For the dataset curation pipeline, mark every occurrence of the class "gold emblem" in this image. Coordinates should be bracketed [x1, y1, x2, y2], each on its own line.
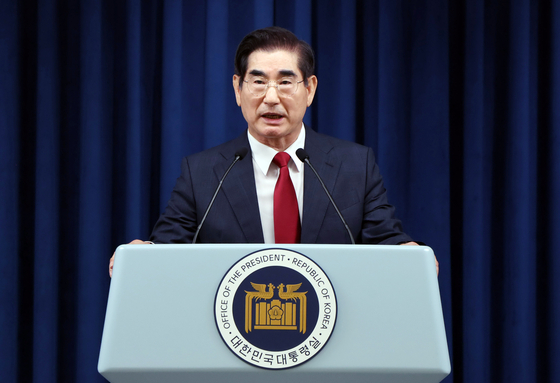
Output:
[245, 282, 308, 334]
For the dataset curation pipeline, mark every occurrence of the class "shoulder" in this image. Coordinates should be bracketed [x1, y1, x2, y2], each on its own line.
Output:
[305, 128, 373, 160]
[184, 131, 249, 166]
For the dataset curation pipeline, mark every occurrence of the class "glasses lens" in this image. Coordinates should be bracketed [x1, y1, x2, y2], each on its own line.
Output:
[246, 77, 298, 97]
[248, 78, 267, 96]
[277, 79, 297, 96]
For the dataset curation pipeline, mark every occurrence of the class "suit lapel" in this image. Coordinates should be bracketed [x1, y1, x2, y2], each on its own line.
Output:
[301, 129, 341, 243]
[214, 133, 264, 243]
[208, 129, 341, 244]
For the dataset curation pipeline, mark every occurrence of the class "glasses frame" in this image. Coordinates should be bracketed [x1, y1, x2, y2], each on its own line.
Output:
[243, 78, 305, 98]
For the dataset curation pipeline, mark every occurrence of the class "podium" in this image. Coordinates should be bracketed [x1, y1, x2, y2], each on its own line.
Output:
[98, 244, 450, 383]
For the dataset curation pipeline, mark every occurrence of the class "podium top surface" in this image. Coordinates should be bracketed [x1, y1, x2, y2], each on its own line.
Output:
[99, 244, 450, 383]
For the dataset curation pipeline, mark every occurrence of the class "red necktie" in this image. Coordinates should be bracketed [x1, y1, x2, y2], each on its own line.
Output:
[273, 152, 301, 243]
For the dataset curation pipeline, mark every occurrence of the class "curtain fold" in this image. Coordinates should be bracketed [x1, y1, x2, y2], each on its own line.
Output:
[1, 1, 558, 382]
[33, 2, 61, 383]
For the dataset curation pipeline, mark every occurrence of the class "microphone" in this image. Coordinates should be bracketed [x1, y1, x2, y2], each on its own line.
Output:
[192, 147, 249, 243]
[296, 148, 356, 244]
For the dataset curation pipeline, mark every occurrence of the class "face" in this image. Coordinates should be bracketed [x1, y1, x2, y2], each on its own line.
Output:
[233, 49, 317, 151]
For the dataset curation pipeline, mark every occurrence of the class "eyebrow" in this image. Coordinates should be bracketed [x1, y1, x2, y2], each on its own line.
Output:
[278, 69, 297, 77]
[248, 69, 298, 78]
[248, 69, 266, 77]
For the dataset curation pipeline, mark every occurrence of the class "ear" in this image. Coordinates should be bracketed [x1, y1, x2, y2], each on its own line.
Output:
[233, 75, 242, 106]
[305, 75, 318, 107]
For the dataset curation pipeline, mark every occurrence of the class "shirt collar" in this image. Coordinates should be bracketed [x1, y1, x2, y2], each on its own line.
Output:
[248, 124, 306, 176]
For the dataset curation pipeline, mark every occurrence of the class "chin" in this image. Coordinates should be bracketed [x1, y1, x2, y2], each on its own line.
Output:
[257, 126, 288, 138]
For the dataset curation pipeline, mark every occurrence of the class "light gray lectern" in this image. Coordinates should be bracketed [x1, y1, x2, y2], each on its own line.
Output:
[98, 244, 450, 383]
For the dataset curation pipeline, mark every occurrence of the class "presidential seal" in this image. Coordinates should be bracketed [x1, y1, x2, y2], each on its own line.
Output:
[214, 249, 337, 369]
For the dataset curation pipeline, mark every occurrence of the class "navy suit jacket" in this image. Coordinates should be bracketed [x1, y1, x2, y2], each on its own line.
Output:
[150, 128, 412, 245]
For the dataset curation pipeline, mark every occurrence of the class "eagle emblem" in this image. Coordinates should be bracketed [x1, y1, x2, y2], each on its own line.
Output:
[245, 282, 308, 334]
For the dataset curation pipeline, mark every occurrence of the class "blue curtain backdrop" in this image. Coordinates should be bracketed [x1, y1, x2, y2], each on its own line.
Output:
[1, 0, 558, 382]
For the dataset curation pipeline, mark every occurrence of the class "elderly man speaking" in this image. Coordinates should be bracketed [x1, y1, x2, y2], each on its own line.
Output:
[109, 26, 438, 276]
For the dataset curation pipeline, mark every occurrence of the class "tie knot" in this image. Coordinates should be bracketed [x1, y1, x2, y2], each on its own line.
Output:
[273, 152, 291, 168]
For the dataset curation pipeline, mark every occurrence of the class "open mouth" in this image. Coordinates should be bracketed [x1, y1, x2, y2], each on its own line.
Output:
[262, 113, 284, 120]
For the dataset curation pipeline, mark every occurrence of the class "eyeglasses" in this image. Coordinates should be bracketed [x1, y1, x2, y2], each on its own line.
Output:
[243, 76, 304, 97]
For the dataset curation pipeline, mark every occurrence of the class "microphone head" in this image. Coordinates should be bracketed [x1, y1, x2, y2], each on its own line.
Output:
[296, 148, 309, 162]
[235, 147, 249, 160]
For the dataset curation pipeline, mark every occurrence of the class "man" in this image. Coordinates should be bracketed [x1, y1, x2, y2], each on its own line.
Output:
[109, 26, 438, 276]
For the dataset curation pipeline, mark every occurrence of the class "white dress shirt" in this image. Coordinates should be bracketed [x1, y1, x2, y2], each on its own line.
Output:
[247, 125, 306, 243]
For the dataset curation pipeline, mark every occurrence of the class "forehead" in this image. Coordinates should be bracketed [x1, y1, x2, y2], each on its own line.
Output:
[246, 49, 302, 77]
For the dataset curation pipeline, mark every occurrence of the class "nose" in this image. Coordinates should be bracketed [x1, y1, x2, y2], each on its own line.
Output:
[263, 84, 280, 104]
